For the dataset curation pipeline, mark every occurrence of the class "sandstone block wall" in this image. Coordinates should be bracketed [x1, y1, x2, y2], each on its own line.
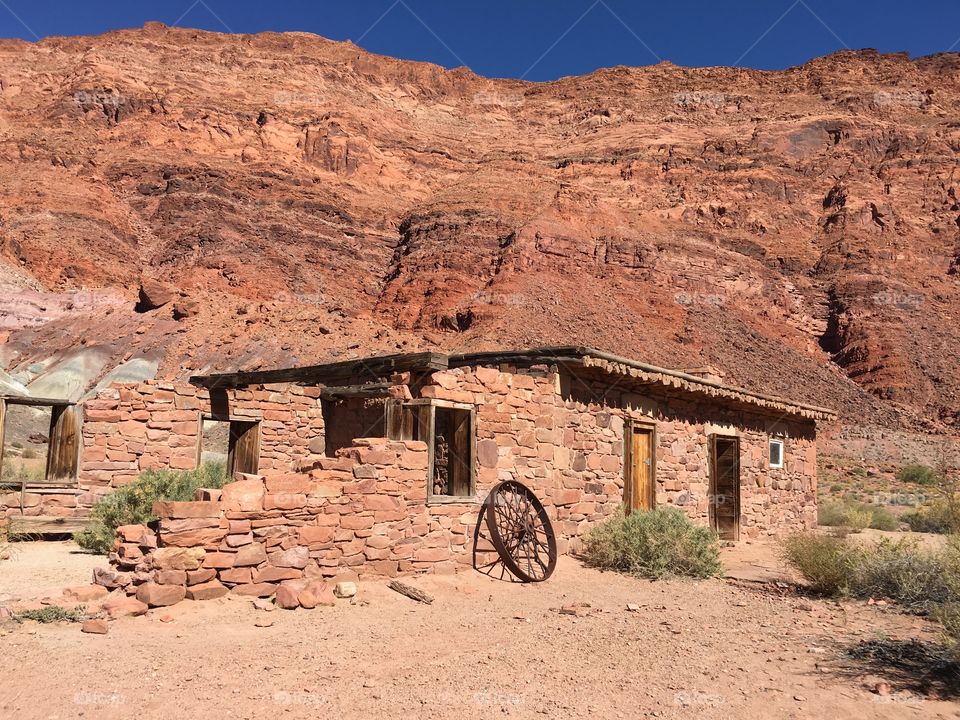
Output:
[102, 438, 491, 594]
[80, 380, 326, 486]
[423, 363, 817, 543]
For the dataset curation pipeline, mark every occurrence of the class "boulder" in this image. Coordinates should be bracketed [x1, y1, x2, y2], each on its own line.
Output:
[334, 581, 358, 599]
[137, 278, 175, 311]
[81, 619, 109, 635]
[154, 569, 187, 586]
[102, 596, 149, 618]
[233, 543, 266, 567]
[185, 580, 228, 601]
[64, 585, 109, 603]
[185, 568, 217, 585]
[152, 547, 205, 570]
[270, 546, 309, 569]
[274, 583, 301, 610]
[172, 299, 200, 320]
[231, 583, 277, 598]
[117, 524, 148, 543]
[136, 582, 186, 607]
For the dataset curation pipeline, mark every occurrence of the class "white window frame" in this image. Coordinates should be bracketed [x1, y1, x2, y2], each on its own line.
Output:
[768, 438, 785, 469]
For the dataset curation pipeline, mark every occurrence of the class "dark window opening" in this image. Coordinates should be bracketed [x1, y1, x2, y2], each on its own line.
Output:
[433, 407, 473, 497]
[321, 397, 387, 456]
[386, 400, 475, 500]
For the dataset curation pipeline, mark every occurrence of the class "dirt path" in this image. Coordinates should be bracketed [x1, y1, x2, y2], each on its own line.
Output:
[2, 542, 958, 720]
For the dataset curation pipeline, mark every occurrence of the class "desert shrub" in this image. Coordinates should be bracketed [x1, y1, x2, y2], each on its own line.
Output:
[903, 503, 955, 534]
[21, 448, 38, 459]
[855, 538, 955, 613]
[784, 533, 960, 613]
[15, 605, 86, 623]
[868, 506, 899, 531]
[782, 533, 860, 594]
[0, 461, 45, 484]
[817, 501, 848, 527]
[582, 507, 722, 579]
[818, 500, 898, 532]
[73, 462, 227, 554]
[11, 441, 23, 449]
[898, 464, 938, 486]
[935, 603, 960, 659]
[843, 507, 873, 532]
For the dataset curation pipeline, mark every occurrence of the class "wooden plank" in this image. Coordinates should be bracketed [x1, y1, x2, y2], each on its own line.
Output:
[9, 515, 87, 536]
[319, 383, 393, 400]
[385, 400, 415, 441]
[387, 579, 434, 604]
[449, 408, 471, 496]
[190, 351, 448, 389]
[46, 405, 80, 483]
[230, 421, 261, 475]
[0, 395, 74, 407]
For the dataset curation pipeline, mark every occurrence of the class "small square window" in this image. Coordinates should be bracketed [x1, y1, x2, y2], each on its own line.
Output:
[768, 438, 784, 469]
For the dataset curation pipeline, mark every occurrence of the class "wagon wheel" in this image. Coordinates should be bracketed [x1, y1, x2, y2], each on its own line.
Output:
[484, 480, 557, 582]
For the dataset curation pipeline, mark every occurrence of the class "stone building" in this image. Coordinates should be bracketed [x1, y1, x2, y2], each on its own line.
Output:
[2, 347, 835, 579]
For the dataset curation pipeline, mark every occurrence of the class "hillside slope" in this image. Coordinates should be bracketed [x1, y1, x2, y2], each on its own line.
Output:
[1, 23, 958, 433]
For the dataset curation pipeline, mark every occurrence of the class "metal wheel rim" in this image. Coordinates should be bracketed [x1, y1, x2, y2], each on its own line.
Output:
[484, 480, 557, 582]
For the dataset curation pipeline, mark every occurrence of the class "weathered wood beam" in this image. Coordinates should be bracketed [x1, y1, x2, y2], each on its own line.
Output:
[319, 383, 393, 400]
[190, 351, 448, 389]
[387, 579, 434, 604]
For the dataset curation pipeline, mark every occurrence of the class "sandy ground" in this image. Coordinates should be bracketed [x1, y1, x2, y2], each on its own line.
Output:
[1, 541, 958, 720]
[0, 541, 102, 604]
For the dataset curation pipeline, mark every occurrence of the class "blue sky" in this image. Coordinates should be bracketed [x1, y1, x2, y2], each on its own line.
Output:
[1, 1, 958, 80]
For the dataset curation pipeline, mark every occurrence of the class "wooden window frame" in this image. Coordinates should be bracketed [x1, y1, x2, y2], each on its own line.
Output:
[708, 433, 741, 541]
[196, 414, 262, 477]
[622, 418, 657, 513]
[768, 438, 785, 469]
[0, 397, 80, 487]
[390, 399, 477, 505]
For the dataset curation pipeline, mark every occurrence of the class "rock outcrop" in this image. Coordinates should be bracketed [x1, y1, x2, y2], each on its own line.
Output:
[0, 26, 958, 435]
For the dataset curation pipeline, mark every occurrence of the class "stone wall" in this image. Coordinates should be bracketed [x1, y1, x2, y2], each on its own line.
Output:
[5, 360, 819, 549]
[423, 363, 817, 544]
[99, 437, 494, 603]
[81, 380, 327, 487]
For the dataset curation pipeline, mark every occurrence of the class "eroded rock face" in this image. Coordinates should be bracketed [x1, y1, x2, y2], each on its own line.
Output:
[0, 26, 958, 432]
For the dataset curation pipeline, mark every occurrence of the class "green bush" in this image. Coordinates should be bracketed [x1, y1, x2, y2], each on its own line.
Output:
[15, 605, 86, 623]
[782, 533, 859, 594]
[897, 464, 938, 486]
[855, 538, 956, 613]
[818, 500, 898, 532]
[868, 506, 899, 532]
[903, 503, 957, 535]
[783, 533, 960, 613]
[73, 462, 227, 554]
[582, 507, 722, 579]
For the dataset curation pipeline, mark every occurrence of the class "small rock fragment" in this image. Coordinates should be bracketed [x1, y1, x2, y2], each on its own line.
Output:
[81, 619, 109, 635]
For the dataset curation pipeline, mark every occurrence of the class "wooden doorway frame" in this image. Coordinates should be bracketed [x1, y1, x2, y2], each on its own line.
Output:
[623, 419, 656, 514]
[708, 434, 741, 540]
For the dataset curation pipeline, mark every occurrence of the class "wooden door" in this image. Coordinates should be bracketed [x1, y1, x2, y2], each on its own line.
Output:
[228, 421, 261, 476]
[624, 425, 654, 513]
[710, 435, 740, 540]
[46, 405, 80, 482]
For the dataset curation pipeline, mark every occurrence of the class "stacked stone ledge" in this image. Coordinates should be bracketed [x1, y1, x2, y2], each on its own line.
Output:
[94, 437, 464, 608]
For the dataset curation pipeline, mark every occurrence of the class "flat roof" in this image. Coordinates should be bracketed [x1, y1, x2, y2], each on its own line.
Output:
[190, 346, 837, 422]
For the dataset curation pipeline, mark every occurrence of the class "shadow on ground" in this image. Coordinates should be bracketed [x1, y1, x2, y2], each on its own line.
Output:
[830, 638, 960, 699]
